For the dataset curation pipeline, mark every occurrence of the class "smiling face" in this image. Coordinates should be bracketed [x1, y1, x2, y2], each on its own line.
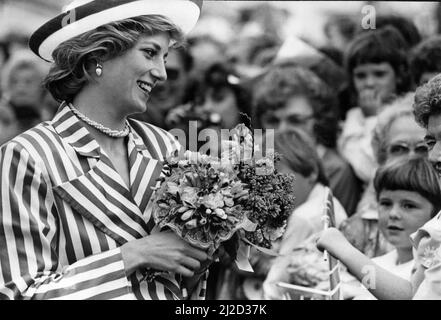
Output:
[378, 190, 433, 249]
[97, 32, 170, 117]
[425, 113, 441, 177]
[148, 49, 188, 112]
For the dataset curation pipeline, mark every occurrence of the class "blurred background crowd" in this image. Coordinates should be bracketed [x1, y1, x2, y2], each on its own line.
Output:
[2, 0, 441, 300]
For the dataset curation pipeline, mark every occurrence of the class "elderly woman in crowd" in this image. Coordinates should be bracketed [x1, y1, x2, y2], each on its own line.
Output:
[340, 92, 429, 258]
[0, 0, 212, 300]
[253, 64, 361, 216]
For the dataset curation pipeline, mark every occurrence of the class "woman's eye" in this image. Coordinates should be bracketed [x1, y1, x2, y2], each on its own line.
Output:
[143, 49, 156, 58]
[374, 71, 386, 78]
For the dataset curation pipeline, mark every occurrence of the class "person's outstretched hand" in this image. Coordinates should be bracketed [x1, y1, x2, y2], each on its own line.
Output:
[316, 227, 350, 256]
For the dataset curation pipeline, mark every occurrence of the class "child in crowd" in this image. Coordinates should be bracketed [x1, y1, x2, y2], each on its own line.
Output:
[338, 27, 412, 184]
[339, 156, 441, 299]
[318, 156, 441, 299]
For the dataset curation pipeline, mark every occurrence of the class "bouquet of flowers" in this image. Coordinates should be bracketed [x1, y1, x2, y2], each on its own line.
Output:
[151, 123, 296, 267]
[152, 150, 254, 255]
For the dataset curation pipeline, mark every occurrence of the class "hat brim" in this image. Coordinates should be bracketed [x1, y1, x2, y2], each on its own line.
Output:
[30, 0, 201, 62]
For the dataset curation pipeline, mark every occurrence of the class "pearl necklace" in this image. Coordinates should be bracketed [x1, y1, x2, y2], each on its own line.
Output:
[68, 103, 130, 138]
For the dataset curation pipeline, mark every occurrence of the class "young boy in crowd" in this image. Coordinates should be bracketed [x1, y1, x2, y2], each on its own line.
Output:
[318, 74, 441, 299]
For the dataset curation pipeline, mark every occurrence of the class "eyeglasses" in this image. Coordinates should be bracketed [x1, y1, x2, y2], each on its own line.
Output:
[166, 67, 180, 81]
[262, 114, 315, 127]
[386, 142, 429, 157]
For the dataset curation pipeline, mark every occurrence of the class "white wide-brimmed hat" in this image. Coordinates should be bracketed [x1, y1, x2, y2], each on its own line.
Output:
[29, 0, 203, 62]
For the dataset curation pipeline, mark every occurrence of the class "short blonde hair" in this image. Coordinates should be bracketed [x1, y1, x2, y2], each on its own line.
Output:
[44, 15, 185, 103]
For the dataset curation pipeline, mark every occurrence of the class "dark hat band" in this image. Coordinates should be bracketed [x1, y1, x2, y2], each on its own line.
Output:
[29, 0, 202, 61]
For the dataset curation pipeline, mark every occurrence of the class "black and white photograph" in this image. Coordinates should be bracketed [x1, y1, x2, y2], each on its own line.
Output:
[0, 0, 440, 305]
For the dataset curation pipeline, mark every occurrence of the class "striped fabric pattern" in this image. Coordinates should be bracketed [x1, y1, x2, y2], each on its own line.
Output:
[0, 103, 207, 300]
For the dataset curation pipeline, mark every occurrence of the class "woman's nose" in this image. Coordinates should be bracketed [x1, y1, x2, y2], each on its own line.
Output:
[150, 60, 167, 82]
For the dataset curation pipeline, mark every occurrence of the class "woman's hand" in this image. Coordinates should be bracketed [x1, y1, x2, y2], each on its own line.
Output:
[121, 230, 209, 277]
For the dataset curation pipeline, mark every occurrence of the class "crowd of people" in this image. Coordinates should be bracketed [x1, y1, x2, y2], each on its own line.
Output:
[1, 1, 441, 300]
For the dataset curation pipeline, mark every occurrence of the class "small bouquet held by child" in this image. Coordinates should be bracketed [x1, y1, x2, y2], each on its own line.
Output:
[151, 124, 296, 272]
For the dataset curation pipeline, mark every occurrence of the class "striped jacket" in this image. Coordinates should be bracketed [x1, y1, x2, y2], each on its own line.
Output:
[0, 103, 207, 300]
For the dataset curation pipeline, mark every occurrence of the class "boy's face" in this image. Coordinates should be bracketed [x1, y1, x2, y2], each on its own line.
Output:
[425, 113, 441, 177]
[378, 190, 433, 250]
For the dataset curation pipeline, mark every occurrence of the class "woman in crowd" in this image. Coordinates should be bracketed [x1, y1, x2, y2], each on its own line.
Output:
[0, 50, 53, 134]
[0, 0, 211, 300]
[253, 64, 361, 216]
[340, 92, 429, 258]
[338, 26, 412, 185]
[262, 128, 347, 300]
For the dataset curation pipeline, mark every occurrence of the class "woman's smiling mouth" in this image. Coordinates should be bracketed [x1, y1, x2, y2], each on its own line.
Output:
[137, 80, 152, 94]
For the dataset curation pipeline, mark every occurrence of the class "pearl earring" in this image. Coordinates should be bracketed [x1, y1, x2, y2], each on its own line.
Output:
[96, 63, 103, 77]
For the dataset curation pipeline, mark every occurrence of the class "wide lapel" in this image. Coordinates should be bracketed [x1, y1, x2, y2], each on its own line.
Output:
[127, 120, 175, 233]
[51, 103, 149, 245]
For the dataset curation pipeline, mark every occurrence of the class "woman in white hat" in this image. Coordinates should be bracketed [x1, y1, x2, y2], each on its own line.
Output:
[0, 0, 210, 300]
